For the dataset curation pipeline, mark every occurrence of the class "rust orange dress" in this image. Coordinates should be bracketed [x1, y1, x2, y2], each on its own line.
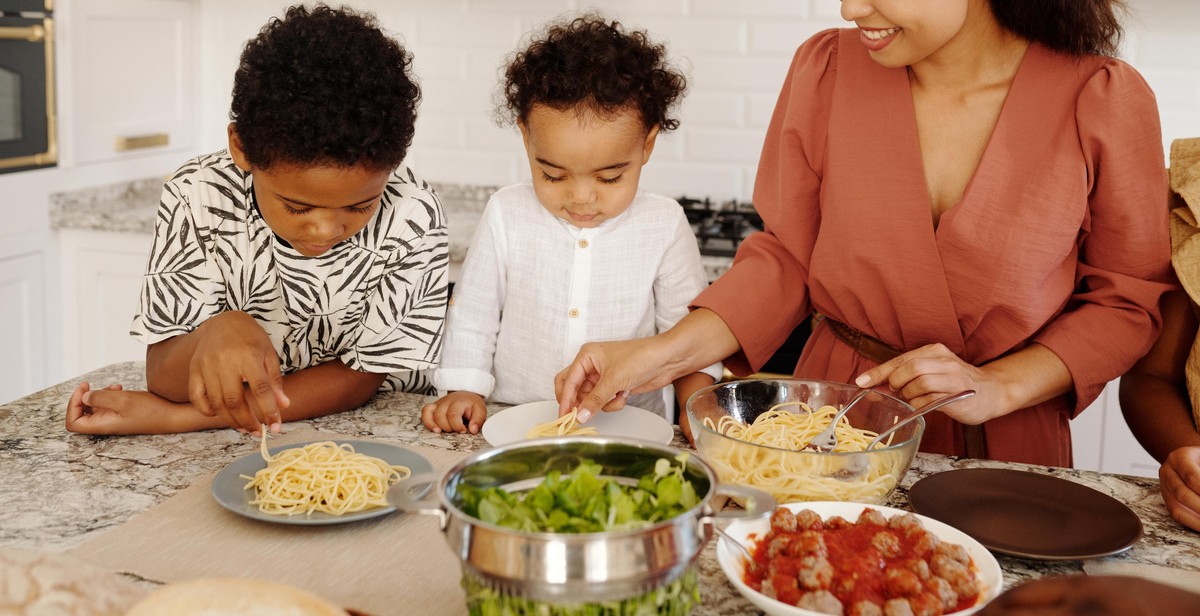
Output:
[694, 29, 1175, 466]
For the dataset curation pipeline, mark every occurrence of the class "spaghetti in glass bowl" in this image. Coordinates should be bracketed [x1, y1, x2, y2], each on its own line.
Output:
[685, 378, 923, 505]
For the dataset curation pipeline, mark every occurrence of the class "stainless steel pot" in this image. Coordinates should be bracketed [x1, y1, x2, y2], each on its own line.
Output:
[390, 436, 775, 604]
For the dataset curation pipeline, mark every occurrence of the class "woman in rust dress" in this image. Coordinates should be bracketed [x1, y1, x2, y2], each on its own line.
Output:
[555, 0, 1175, 467]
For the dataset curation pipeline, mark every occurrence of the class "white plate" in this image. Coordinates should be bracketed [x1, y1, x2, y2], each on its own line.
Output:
[482, 400, 674, 447]
[717, 502, 1003, 616]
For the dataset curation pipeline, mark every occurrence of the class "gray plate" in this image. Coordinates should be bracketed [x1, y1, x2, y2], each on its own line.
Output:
[212, 440, 434, 526]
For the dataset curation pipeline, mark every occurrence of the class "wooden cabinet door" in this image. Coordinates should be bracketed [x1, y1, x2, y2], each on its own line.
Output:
[59, 229, 150, 376]
[0, 251, 46, 405]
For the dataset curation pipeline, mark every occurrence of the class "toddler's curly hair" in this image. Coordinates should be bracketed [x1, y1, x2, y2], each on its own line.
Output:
[499, 14, 687, 132]
[230, 4, 420, 171]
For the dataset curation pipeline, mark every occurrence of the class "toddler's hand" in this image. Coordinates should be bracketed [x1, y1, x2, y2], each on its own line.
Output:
[421, 391, 487, 434]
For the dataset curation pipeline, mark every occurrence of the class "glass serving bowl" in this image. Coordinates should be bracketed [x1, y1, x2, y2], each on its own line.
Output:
[686, 378, 924, 505]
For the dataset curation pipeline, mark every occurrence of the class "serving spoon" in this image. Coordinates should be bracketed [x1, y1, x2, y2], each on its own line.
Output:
[804, 387, 872, 452]
[834, 390, 976, 481]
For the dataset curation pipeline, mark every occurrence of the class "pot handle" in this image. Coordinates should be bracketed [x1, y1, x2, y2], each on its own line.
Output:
[387, 472, 448, 529]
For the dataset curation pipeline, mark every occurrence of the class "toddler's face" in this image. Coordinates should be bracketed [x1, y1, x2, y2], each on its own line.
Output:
[520, 104, 657, 229]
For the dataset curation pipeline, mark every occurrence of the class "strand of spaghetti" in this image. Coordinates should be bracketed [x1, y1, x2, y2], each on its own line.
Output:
[701, 401, 903, 503]
[525, 408, 600, 439]
[240, 432, 411, 516]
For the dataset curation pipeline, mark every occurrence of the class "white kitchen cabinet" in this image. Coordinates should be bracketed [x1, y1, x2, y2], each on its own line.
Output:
[61, 0, 199, 166]
[59, 229, 150, 377]
[0, 251, 47, 405]
[1072, 379, 1161, 478]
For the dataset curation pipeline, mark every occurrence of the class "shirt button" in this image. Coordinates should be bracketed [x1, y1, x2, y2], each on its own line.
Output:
[578, 239, 589, 249]
[568, 308, 580, 318]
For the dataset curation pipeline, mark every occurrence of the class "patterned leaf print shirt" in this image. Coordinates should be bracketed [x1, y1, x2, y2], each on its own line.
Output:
[130, 150, 448, 394]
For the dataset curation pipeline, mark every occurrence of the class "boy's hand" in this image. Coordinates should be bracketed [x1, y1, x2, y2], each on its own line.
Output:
[189, 311, 288, 434]
[65, 381, 179, 435]
[421, 391, 487, 434]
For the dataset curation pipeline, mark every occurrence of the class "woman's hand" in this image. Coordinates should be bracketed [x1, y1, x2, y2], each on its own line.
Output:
[554, 338, 660, 422]
[976, 574, 1200, 615]
[853, 343, 1002, 424]
[854, 342, 1071, 425]
[188, 311, 289, 434]
[1160, 446, 1200, 531]
[421, 391, 488, 434]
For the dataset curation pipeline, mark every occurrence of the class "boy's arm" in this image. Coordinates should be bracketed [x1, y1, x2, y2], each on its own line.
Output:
[73, 360, 387, 435]
[145, 310, 286, 432]
[673, 371, 716, 445]
[1119, 290, 1200, 459]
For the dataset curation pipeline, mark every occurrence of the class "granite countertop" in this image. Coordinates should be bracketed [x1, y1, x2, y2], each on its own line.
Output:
[49, 177, 736, 281]
[3, 363, 1199, 615]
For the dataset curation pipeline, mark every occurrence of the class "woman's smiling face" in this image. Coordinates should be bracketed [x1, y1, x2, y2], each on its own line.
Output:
[519, 104, 658, 229]
[840, 0, 972, 68]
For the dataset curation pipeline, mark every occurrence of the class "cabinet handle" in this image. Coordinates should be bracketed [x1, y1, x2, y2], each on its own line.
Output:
[114, 133, 169, 151]
[0, 25, 45, 42]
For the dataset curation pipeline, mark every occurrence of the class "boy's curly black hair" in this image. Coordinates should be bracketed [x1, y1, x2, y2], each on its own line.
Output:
[230, 4, 420, 171]
[499, 14, 687, 132]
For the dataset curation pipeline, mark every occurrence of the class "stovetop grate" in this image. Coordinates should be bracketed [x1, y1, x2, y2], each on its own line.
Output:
[676, 196, 763, 257]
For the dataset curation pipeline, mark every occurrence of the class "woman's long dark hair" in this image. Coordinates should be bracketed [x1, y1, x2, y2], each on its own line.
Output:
[990, 0, 1126, 56]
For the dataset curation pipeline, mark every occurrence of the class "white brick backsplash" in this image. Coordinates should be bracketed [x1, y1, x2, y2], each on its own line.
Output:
[691, 0, 810, 19]
[194, 0, 1200, 200]
[748, 21, 828, 55]
[681, 92, 746, 128]
[637, 18, 746, 56]
[686, 128, 768, 163]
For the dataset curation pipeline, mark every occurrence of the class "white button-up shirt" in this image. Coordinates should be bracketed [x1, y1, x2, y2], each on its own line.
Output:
[432, 183, 721, 418]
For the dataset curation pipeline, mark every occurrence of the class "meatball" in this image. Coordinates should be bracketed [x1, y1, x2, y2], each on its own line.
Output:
[797, 589, 844, 615]
[933, 540, 970, 566]
[858, 508, 888, 527]
[903, 558, 931, 580]
[849, 600, 884, 616]
[796, 508, 824, 530]
[930, 575, 959, 611]
[882, 598, 914, 616]
[797, 554, 835, 590]
[931, 555, 976, 598]
[771, 507, 798, 532]
[887, 513, 924, 534]
[884, 568, 922, 598]
[767, 535, 792, 559]
[912, 529, 940, 556]
[871, 531, 902, 558]
[790, 530, 828, 557]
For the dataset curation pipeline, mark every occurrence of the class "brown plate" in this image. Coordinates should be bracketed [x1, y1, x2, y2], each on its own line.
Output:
[907, 468, 1143, 561]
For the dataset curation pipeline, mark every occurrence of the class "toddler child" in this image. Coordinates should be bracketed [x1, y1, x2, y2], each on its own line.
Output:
[421, 14, 720, 440]
[66, 4, 447, 435]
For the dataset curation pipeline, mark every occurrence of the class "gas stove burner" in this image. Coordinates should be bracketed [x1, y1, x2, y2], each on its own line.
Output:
[676, 195, 763, 257]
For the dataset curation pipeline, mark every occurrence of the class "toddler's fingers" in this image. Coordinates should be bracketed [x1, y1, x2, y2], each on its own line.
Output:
[448, 405, 468, 433]
[467, 405, 488, 434]
[420, 404, 442, 433]
[432, 406, 455, 433]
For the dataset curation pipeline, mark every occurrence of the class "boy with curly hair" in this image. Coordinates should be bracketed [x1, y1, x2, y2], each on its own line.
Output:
[422, 14, 720, 439]
[66, 4, 447, 435]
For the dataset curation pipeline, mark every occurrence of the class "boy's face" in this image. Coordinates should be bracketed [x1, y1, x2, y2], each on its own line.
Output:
[228, 125, 390, 257]
[519, 105, 658, 229]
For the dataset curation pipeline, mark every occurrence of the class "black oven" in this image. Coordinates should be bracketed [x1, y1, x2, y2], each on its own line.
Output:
[0, 0, 55, 174]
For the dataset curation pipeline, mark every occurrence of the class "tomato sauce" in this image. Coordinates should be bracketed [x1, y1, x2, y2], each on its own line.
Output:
[745, 509, 979, 614]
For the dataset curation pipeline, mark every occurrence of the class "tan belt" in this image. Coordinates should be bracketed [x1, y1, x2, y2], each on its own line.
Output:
[815, 313, 988, 459]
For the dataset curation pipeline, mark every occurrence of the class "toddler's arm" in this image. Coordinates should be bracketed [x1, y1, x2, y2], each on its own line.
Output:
[673, 372, 716, 446]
